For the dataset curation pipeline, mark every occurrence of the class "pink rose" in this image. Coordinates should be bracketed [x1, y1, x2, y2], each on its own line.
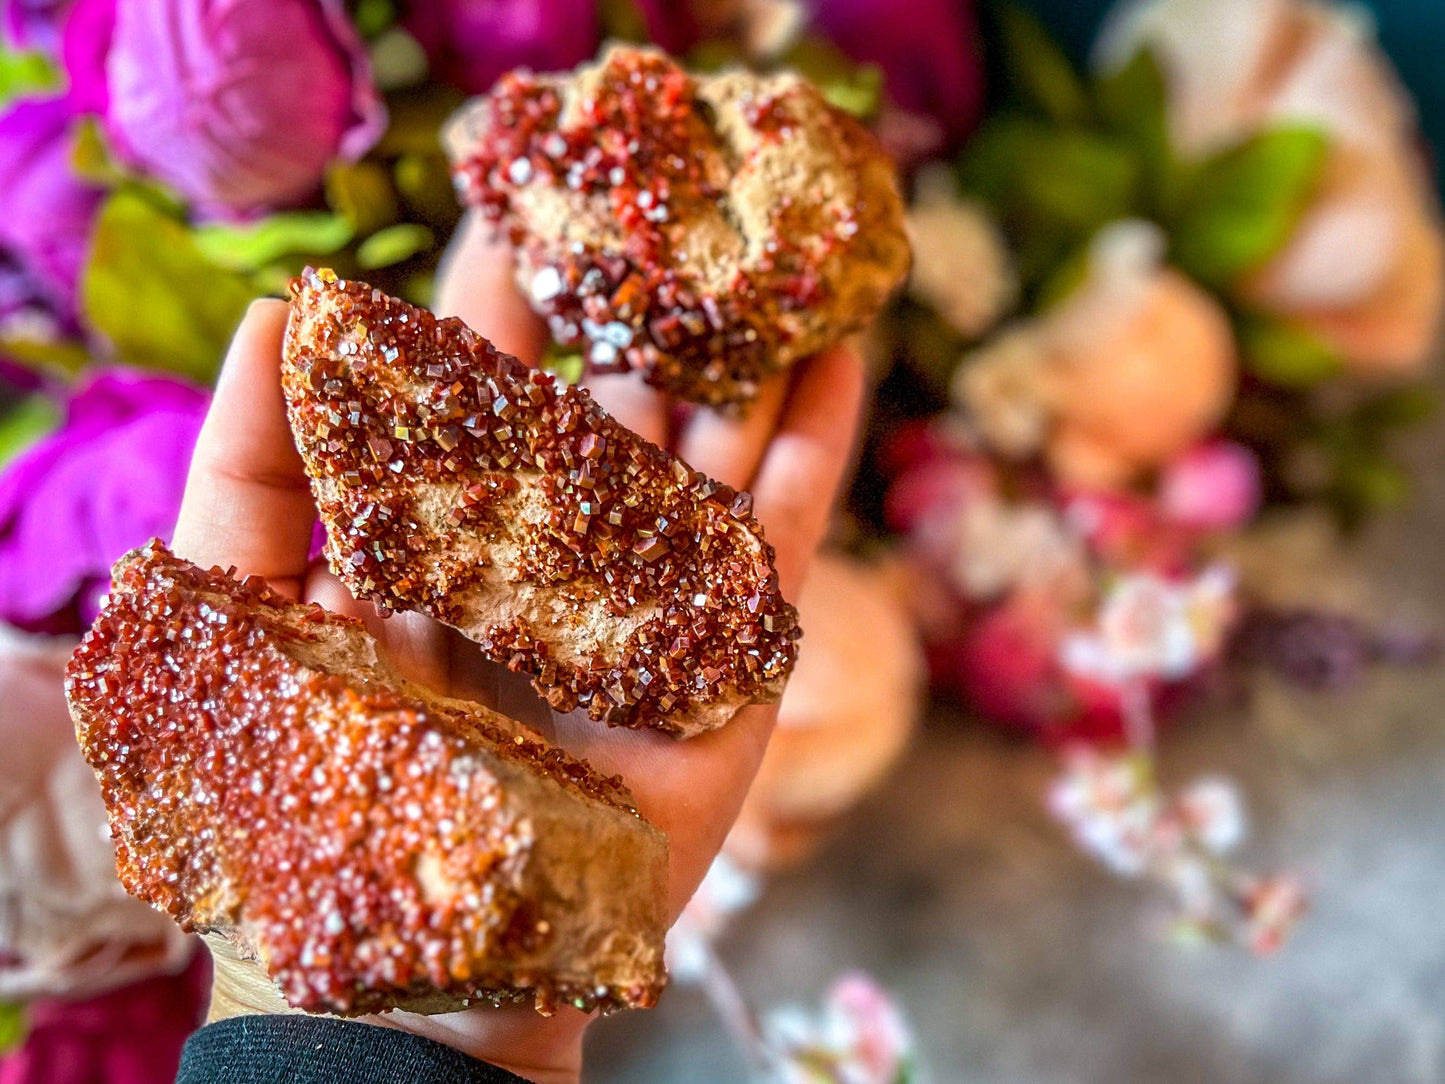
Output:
[0, 96, 102, 329]
[1159, 441, 1262, 532]
[960, 221, 1237, 489]
[63, 0, 386, 217]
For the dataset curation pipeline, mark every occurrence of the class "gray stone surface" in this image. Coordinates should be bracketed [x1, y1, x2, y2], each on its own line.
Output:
[586, 419, 1445, 1084]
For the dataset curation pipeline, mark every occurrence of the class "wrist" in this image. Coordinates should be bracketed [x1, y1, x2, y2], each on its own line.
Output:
[205, 934, 588, 1084]
[368, 1005, 587, 1084]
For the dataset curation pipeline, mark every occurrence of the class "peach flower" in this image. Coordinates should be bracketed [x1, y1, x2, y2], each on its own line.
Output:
[725, 555, 923, 871]
[957, 220, 1236, 489]
[1097, 0, 1444, 375]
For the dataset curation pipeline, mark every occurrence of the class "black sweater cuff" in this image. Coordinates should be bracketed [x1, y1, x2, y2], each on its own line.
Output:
[177, 1015, 530, 1083]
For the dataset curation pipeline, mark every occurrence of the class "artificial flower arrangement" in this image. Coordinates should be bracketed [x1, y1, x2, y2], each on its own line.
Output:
[876, 0, 1441, 955]
[0, 0, 1438, 1080]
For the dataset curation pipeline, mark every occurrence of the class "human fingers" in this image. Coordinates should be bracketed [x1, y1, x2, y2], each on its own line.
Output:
[435, 217, 673, 446]
[545, 702, 778, 919]
[583, 370, 671, 449]
[748, 344, 865, 597]
[172, 300, 315, 597]
[673, 373, 788, 489]
[433, 213, 548, 366]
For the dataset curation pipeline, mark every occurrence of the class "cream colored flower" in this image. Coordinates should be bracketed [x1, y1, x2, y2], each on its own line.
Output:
[957, 221, 1236, 488]
[1061, 565, 1237, 684]
[0, 627, 193, 1000]
[1097, 0, 1444, 374]
[953, 327, 1054, 457]
[948, 495, 1086, 602]
[908, 166, 1019, 338]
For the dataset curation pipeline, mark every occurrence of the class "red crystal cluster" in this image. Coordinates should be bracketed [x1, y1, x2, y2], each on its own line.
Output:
[449, 47, 884, 406]
[284, 270, 798, 733]
[66, 541, 656, 1015]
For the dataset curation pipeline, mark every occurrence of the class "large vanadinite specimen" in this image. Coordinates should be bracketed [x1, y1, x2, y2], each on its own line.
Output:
[283, 269, 799, 737]
[445, 45, 910, 408]
[67, 541, 668, 1016]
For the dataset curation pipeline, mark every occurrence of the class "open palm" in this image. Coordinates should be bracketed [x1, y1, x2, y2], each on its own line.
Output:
[171, 215, 864, 1083]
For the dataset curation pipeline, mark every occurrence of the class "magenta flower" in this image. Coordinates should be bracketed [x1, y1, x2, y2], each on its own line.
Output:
[0, 96, 102, 329]
[629, 0, 984, 152]
[0, 956, 208, 1084]
[0, 369, 208, 635]
[630, 0, 699, 56]
[808, 0, 985, 148]
[62, 0, 385, 217]
[405, 0, 599, 94]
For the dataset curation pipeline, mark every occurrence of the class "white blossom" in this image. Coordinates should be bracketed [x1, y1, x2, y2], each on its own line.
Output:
[765, 973, 916, 1084]
[1061, 566, 1237, 684]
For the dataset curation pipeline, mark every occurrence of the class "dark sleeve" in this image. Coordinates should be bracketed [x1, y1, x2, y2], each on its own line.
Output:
[176, 1015, 530, 1083]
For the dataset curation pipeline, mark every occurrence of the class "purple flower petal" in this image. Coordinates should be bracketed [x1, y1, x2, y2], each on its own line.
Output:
[808, 0, 984, 147]
[0, 368, 209, 632]
[0, 95, 102, 323]
[2, 0, 71, 52]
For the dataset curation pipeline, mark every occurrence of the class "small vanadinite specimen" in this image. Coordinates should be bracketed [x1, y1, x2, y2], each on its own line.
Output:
[444, 45, 910, 408]
[66, 541, 668, 1016]
[282, 269, 799, 738]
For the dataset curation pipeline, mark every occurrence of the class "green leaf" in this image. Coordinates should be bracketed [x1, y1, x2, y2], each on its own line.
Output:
[1093, 47, 1170, 203]
[0, 335, 91, 375]
[249, 263, 302, 298]
[0, 45, 57, 108]
[996, 4, 1089, 124]
[325, 161, 400, 235]
[356, 223, 433, 269]
[194, 212, 354, 271]
[0, 394, 60, 466]
[1335, 456, 1410, 512]
[1238, 314, 1342, 387]
[400, 272, 435, 307]
[352, 0, 397, 39]
[1034, 240, 1092, 310]
[1169, 126, 1329, 288]
[1355, 386, 1438, 430]
[959, 116, 1140, 235]
[685, 39, 747, 73]
[393, 153, 461, 225]
[375, 84, 463, 157]
[542, 342, 585, 385]
[784, 38, 884, 119]
[69, 117, 127, 188]
[0, 1002, 27, 1055]
[369, 27, 428, 90]
[597, 0, 651, 44]
[82, 189, 256, 381]
[821, 62, 883, 118]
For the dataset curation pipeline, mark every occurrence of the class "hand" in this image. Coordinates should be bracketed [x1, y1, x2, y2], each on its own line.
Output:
[172, 215, 865, 1083]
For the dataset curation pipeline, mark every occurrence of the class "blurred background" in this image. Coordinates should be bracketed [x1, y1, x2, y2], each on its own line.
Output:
[1, 1, 1443, 1081]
